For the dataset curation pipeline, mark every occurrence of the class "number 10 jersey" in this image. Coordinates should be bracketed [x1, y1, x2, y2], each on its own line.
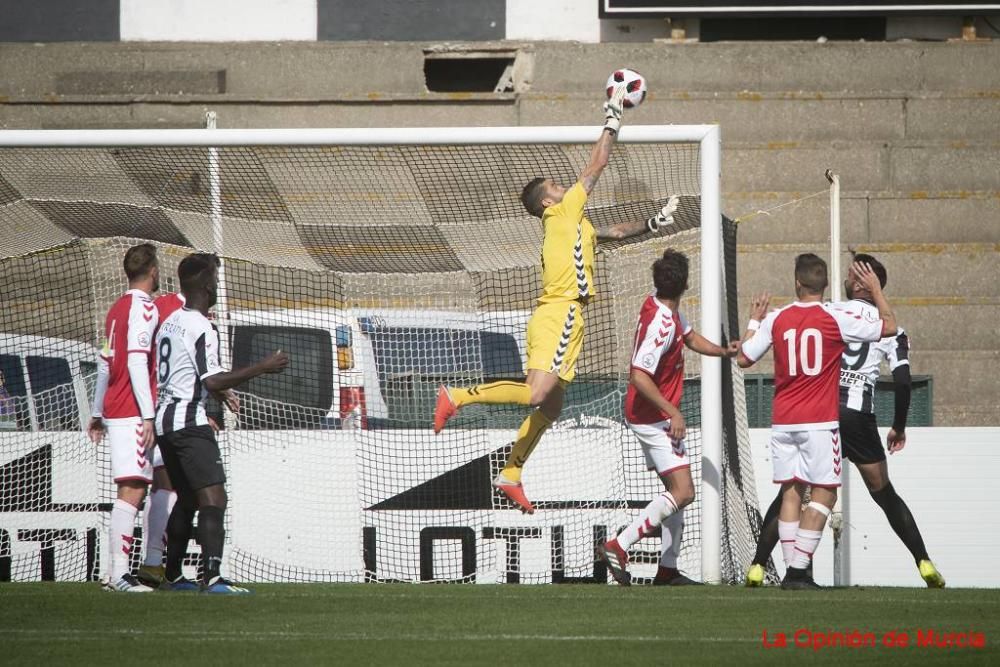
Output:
[742, 301, 884, 431]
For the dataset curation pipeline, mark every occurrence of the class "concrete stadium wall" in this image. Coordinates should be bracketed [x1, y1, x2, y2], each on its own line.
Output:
[0, 40, 997, 424]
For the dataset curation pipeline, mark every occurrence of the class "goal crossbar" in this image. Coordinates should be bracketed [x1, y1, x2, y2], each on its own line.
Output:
[0, 124, 718, 147]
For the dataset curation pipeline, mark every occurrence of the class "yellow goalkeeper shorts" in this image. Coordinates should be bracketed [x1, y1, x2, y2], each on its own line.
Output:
[526, 300, 585, 383]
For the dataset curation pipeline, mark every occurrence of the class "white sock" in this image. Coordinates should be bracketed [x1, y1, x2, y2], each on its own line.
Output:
[110, 498, 139, 581]
[790, 529, 823, 569]
[659, 510, 684, 568]
[143, 490, 176, 567]
[778, 520, 799, 567]
[616, 491, 678, 550]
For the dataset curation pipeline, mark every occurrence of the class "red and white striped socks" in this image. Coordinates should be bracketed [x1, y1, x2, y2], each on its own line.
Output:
[109, 498, 138, 581]
[790, 529, 823, 569]
[616, 491, 679, 551]
[789, 501, 832, 569]
[778, 520, 799, 567]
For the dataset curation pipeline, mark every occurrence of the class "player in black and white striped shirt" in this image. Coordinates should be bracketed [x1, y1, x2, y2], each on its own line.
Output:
[746, 254, 944, 588]
[155, 253, 288, 594]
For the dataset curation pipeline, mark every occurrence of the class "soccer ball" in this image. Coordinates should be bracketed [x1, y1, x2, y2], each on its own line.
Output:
[606, 68, 647, 109]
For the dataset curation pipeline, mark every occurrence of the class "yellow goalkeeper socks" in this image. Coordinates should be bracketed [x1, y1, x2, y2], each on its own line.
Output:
[500, 410, 553, 483]
[451, 381, 531, 408]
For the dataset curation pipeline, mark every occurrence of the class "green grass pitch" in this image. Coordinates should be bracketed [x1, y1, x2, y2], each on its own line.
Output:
[1, 584, 997, 665]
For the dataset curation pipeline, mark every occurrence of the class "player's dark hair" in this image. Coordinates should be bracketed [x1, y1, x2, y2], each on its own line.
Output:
[851, 252, 888, 289]
[652, 248, 689, 300]
[178, 253, 220, 294]
[794, 253, 828, 295]
[123, 243, 158, 282]
[521, 177, 549, 218]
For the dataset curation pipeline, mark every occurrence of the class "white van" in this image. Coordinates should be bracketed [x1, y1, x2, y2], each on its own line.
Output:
[0, 309, 532, 433]
[224, 308, 529, 430]
[0, 333, 99, 432]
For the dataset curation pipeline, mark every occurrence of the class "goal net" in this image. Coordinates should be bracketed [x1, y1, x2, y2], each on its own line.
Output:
[0, 126, 765, 584]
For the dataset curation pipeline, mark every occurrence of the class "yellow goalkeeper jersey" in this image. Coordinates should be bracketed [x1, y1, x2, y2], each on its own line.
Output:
[539, 182, 596, 305]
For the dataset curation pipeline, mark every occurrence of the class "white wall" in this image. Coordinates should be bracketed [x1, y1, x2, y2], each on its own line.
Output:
[506, 0, 601, 42]
[121, 0, 318, 42]
[505, 0, 668, 43]
[750, 427, 1000, 588]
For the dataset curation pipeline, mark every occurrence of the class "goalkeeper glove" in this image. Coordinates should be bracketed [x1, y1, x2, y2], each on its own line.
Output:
[603, 85, 627, 135]
[646, 195, 680, 233]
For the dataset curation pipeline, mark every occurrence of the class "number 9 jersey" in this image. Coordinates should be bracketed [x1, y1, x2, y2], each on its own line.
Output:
[742, 301, 883, 430]
[154, 307, 223, 436]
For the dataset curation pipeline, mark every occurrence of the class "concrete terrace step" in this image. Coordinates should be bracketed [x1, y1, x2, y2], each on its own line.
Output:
[0, 98, 522, 131]
[2, 41, 1000, 98]
[726, 192, 1000, 245]
[519, 92, 1000, 143]
[3, 90, 997, 144]
[529, 41, 1000, 94]
[723, 142, 1000, 193]
[735, 242, 1000, 299]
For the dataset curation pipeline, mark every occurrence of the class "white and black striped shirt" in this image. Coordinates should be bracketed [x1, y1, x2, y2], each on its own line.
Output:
[154, 307, 222, 435]
[839, 300, 909, 414]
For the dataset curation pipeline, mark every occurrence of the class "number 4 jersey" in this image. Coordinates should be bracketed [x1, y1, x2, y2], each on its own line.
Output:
[742, 301, 884, 430]
[154, 307, 223, 435]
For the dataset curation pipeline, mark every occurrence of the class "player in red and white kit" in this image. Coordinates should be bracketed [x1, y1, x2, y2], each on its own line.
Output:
[87, 243, 161, 593]
[598, 249, 739, 586]
[737, 253, 895, 589]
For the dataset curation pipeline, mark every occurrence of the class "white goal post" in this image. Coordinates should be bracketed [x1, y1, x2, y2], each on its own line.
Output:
[0, 124, 729, 584]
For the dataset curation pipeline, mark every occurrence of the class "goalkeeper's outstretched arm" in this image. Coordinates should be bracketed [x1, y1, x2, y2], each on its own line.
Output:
[598, 195, 680, 241]
[578, 84, 627, 194]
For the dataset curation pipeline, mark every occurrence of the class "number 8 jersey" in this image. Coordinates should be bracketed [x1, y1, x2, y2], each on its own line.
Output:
[154, 307, 223, 435]
[742, 301, 883, 430]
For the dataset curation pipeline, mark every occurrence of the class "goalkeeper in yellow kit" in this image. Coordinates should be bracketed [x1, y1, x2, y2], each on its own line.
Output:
[434, 85, 680, 513]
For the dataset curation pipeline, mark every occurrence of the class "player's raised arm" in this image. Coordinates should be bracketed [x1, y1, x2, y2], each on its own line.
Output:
[578, 84, 626, 194]
[737, 293, 772, 368]
[598, 195, 681, 241]
[684, 330, 740, 358]
[202, 350, 289, 394]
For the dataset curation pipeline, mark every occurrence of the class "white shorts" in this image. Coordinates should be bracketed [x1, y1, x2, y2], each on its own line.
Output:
[770, 428, 842, 488]
[152, 444, 164, 470]
[105, 417, 153, 484]
[628, 420, 690, 476]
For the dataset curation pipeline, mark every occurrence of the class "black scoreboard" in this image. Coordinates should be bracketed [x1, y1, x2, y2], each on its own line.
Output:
[600, 1, 1000, 17]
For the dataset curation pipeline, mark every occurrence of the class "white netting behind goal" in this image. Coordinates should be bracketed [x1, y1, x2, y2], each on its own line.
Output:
[0, 134, 764, 584]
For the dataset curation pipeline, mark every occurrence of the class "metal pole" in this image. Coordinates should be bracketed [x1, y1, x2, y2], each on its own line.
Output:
[700, 126, 723, 585]
[206, 111, 226, 324]
[826, 169, 849, 587]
